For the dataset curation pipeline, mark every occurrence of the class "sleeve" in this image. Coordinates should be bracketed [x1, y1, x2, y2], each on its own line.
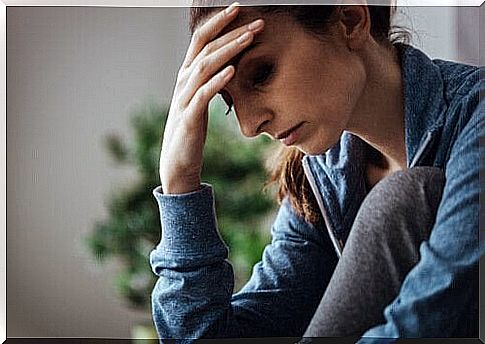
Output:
[149, 183, 338, 342]
[357, 82, 484, 343]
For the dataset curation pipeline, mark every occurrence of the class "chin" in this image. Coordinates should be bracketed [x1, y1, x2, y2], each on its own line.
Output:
[297, 145, 327, 156]
[297, 130, 343, 156]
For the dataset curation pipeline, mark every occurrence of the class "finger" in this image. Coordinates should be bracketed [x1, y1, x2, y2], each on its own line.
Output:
[179, 30, 254, 106]
[182, 2, 240, 68]
[190, 18, 265, 70]
[176, 18, 264, 90]
[187, 65, 235, 118]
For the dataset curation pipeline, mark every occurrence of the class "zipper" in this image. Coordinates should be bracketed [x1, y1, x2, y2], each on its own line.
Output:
[302, 158, 343, 259]
[409, 131, 433, 168]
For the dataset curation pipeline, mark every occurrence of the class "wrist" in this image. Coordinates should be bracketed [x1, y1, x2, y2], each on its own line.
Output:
[161, 178, 201, 195]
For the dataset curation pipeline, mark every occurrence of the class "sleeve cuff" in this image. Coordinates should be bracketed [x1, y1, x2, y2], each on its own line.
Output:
[151, 183, 229, 266]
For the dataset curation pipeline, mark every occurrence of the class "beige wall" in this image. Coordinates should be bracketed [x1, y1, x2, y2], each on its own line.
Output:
[7, 6, 190, 337]
[6, 5, 483, 338]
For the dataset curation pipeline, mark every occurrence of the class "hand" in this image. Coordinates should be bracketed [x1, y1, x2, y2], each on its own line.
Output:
[159, 2, 264, 194]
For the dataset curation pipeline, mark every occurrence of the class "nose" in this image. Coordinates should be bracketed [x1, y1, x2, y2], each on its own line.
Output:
[235, 105, 273, 138]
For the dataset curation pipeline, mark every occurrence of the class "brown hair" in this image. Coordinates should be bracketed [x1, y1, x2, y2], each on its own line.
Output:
[189, 2, 404, 224]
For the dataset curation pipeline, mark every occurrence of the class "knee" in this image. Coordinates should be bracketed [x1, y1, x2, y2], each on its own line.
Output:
[385, 166, 444, 189]
[352, 167, 445, 241]
[368, 166, 445, 213]
[342, 167, 447, 290]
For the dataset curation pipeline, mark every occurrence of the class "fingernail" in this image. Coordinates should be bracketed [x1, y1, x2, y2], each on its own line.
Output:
[248, 19, 264, 31]
[237, 31, 252, 44]
[225, 2, 239, 15]
[223, 66, 234, 81]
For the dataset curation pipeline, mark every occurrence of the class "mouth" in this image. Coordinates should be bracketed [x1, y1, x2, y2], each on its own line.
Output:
[275, 122, 304, 146]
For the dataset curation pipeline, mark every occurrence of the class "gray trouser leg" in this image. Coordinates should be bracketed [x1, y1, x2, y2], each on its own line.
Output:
[302, 167, 445, 339]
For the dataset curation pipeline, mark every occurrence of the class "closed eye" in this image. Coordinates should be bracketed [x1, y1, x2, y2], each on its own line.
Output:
[252, 62, 274, 87]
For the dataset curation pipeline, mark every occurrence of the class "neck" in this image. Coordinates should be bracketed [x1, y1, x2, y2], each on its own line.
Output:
[347, 41, 407, 172]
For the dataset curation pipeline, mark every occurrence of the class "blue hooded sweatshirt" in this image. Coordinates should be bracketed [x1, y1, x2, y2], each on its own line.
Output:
[149, 44, 484, 342]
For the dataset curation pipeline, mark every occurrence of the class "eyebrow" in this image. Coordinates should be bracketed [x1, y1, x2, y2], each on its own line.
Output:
[218, 41, 262, 104]
[226, 41, 262, 71]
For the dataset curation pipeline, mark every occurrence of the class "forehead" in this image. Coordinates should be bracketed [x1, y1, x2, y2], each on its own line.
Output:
[196, 8, 299, 67]
[198, 7, 294, 37]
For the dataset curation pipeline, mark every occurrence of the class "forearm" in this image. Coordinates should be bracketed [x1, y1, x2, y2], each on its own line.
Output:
[149, 186, 336, 341]
[151, 257, 237, 339]
[149, 184, 237, 339]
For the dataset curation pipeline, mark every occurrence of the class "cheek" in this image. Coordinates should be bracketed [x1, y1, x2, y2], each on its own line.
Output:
[300, 71, 364, 154]
[346, 65, 367, 106]
[316, 65, 365, 120]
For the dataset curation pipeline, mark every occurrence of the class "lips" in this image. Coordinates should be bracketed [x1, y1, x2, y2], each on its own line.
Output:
[275, 122, 303, 140]
[276, 122, 304, 146]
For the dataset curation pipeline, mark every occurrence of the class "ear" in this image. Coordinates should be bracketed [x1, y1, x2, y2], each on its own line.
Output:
[337, 5, 371, 51]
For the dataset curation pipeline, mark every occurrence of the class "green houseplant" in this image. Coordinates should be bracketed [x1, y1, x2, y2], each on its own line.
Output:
[85, 96, 277, 316]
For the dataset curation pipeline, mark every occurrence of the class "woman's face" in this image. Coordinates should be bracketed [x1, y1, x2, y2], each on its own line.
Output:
[219, 11, 367, 155]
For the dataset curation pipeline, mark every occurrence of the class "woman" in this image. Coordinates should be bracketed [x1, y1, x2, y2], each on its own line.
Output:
[150, 1, 483, 341]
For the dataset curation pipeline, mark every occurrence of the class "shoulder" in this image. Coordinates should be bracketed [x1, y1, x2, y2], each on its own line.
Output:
[273, 197, 318, 235]
[433, 58, 483, 107]
[431, 60, 483, 163]
[437, 60, 483, 139]
[397, 44, 482, 168]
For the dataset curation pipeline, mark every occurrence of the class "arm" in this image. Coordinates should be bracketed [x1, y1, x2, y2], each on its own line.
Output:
[149, 184, 338, 340]
[358, 83, 484, 342]
[150, 4, 336, 341]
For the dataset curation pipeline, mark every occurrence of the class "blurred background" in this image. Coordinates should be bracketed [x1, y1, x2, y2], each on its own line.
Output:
[6, 4, 483, 339]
